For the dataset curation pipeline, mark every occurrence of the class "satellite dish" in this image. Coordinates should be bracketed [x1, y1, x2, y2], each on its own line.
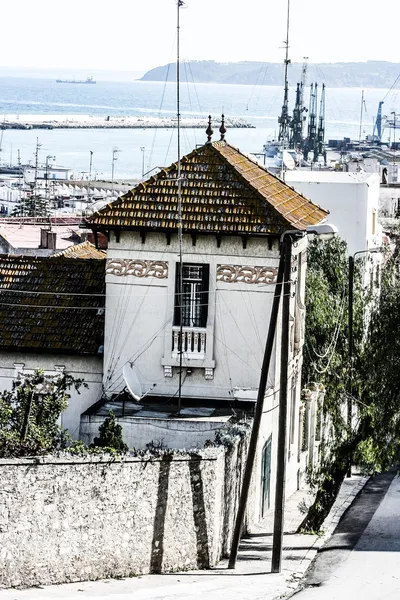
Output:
[123, 363, 143, 402]
[282, 150, 296, 170]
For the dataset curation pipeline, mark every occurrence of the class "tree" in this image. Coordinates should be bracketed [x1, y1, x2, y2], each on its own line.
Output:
[12, 191, 50, 218]
[92, 410, 128, 453]
[0, 369, 84, 458]
[356, 252, 400, 471]
[300, 237, 364, 531]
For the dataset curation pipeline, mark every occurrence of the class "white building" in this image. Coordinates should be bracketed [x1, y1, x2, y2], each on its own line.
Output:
[0, 243, 105, 436]
[85, 135, 328, 519]
[284, 171, 382, 256]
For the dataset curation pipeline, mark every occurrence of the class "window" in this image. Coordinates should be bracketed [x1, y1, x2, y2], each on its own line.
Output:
[174, 263, 209, 328]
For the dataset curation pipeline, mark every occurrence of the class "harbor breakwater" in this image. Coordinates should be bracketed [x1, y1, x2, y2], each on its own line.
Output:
[1, 115, 254, 130]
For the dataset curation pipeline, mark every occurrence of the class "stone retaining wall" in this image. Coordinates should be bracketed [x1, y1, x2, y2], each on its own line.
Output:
[0, 436, 248, 588]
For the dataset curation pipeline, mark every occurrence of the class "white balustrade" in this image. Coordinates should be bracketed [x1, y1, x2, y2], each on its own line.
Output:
[172, 326, 207, 359]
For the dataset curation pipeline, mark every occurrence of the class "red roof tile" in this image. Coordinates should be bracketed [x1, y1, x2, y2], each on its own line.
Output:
[87, 141, 328, 235]
[0, 255, 105, 354]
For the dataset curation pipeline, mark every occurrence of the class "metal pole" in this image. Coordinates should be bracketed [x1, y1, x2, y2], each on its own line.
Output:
[359, 90, 364, 143]
[111, 150, 115, 198]
[347, 254, 354, 477]
[88, 150, 93, 207]
[141, 146, 145, 178]
[228, 249, 285, 569]
[271, 234, 292, 573]
[177, 0, 184, 413]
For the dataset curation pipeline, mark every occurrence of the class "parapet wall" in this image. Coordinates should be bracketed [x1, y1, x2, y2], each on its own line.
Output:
[0, 434, 249, 588]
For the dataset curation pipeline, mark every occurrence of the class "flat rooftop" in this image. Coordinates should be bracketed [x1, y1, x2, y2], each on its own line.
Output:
[84, 397, 253, 423]
[0, 223, 81, 250]
[285, 171, 379, 185]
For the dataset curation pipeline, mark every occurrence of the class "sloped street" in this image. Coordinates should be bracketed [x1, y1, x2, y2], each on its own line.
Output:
[296, 470, 400, 600]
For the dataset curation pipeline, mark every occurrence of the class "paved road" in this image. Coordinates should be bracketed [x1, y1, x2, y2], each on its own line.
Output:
[295, 470, 400, 600]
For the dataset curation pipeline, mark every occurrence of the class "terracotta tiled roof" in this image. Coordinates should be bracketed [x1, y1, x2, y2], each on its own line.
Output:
[87, 141, 328, 235]
[0, 255, 105, 354]
[51, 241, 106, 259]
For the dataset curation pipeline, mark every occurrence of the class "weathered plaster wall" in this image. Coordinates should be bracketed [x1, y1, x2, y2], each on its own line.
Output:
[0, 436, 249, 589]
[80, 413, 230, 450]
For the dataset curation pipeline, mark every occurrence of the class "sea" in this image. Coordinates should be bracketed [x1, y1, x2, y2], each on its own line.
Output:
[0, 76, 397, 179]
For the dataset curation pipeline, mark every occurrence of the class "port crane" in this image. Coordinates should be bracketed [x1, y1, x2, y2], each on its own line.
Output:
[303, 83, 318, 161]
[289, 58, 308, 150]
[315, 84, 326, 163]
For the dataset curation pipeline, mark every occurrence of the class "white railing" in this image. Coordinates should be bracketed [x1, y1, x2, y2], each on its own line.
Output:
[171, 326, 207, 359]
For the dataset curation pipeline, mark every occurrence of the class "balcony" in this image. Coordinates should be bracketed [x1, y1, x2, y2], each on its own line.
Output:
[162, 325, 215, 379]
[171, 326, 207, 359]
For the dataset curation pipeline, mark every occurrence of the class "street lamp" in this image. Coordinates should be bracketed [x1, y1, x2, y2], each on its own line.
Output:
[88, 151, 93, 206]
[111, 149, 120, 198]
[140, 146, 145, 178]
[347, 246, 382, 477]
[228, 222, 338, 573]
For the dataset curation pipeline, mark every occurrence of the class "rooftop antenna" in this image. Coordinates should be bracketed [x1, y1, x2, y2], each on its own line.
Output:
[278, 0, 291, 179]
[177, 0, 185, 412]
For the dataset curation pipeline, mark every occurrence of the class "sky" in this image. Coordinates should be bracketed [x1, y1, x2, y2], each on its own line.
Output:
[0, 0, 399, 75]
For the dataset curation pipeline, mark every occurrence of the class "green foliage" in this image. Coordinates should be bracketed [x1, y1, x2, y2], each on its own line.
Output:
[0, 369, 85, 458]
[356, 253, 400, 471]
[300, 237, 364, 531]
[12, 193, 51, 218]
[92, 410, 128, 454]
[303, 237, 363, 419]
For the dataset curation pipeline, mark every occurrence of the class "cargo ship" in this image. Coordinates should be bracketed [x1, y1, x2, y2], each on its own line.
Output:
[56, 76, 96, 84]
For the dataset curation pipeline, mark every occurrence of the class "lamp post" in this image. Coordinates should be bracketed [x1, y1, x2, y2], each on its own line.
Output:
[111, 149, 120, 198]
[45, 155, 55, 217]
[140, 146, 145, 178]
[347, 246, 382, 477]
[88, 150, 93, 206]
[228, 222, 338, 572]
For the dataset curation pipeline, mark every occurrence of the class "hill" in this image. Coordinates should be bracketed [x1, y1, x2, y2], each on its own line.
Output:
[139, 60, 400, 88]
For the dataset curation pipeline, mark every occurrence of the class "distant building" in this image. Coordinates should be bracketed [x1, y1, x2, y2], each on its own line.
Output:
[0, 218, 84, 256]
[0, 243, 105, 436]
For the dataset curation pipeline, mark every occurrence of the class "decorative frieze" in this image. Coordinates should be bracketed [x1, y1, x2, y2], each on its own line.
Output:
[216, 264, 278, 285]
[106, 259, 168, 279]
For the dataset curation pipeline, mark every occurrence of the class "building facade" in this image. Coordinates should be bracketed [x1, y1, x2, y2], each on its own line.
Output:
[87, 136, 328, 514]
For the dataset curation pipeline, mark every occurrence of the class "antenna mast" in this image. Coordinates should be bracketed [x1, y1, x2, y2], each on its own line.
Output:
[177, 0, 184, 412]
[278, 0, 291, 149]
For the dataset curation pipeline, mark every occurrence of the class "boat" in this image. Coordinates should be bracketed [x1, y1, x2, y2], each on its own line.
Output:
[56, 76, 96, 84]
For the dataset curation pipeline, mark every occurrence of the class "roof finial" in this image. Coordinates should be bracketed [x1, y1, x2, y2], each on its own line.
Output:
[219, 114, 227, 141]
[206, 115, 213, 143]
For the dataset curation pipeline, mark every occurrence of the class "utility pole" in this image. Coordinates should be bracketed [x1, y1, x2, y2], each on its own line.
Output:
[347, 253, 354, 478]
[271, 233, 292, 573]
[88, 150, 93, 207]
[177, 0, 184, 413]
[228, 252, 285, 569]
[33, 138, 41, 217]
[359, 90, 365, 143]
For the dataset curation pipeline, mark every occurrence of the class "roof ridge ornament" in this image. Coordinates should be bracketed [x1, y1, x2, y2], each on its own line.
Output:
[219, 114, 227, 141]
[206, 115, 213, 144]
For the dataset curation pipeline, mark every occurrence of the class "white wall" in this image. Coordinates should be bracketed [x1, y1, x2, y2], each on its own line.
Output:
[0, 353, 103, 439]
[284, 172, 381, 256]
[102, 229, 309, 522]
[103, 232, 282, 401]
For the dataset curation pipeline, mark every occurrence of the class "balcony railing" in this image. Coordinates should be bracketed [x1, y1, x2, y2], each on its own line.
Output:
[171, 326, 207, 359]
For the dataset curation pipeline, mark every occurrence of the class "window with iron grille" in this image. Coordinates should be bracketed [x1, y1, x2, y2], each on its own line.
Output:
[174, 263, 209, 328]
